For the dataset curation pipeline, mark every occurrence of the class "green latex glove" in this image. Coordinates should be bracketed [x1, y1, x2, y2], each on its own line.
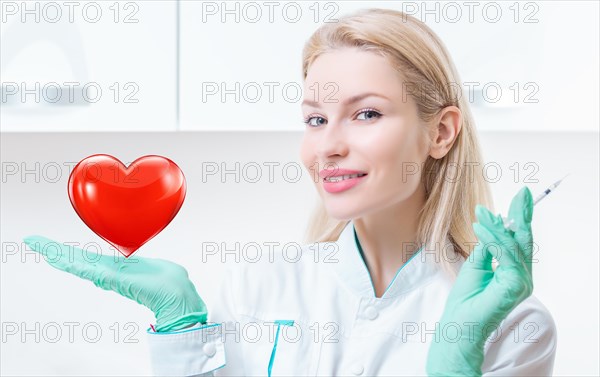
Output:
[22, 236, 207, 332]
[426, 186, 534, 376]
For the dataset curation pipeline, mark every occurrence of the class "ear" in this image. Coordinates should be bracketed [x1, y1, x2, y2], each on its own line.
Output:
[428, 106, 462, 159]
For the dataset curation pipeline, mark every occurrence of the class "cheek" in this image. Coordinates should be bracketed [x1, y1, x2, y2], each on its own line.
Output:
[368, 129, 425, 189]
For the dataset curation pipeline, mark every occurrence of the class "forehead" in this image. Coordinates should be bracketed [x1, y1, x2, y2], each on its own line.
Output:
[303, 48, 403, 100]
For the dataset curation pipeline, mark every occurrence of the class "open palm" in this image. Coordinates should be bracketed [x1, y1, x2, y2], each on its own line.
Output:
[23, 236, 207, 332]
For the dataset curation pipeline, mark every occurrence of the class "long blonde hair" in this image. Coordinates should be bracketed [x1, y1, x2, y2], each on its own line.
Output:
[301, 8, 493, 272]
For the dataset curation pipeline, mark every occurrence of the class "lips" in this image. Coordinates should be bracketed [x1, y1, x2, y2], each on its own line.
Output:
[321, 172, 368, 193]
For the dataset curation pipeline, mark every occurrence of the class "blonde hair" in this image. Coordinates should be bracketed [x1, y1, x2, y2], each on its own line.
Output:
[301, 8, 493, 273]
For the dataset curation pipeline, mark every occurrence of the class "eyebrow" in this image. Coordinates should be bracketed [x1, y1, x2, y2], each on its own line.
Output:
[301, 92, 390, 108]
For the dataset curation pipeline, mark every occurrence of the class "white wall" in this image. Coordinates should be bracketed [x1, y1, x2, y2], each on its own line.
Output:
[1, 131, 598, 376]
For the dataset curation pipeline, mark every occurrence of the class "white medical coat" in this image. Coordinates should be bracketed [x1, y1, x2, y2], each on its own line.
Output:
[146, 220, 557, 376]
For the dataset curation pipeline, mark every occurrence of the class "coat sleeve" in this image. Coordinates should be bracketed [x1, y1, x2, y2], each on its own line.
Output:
[482, 295, 558, 376]
[145, 262, 245, 376]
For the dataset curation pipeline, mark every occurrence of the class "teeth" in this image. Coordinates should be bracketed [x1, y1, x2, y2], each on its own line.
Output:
[325, 173, 366, 182]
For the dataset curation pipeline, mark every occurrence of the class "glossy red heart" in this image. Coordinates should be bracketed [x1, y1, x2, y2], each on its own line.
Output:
[68, 154, 186, 258]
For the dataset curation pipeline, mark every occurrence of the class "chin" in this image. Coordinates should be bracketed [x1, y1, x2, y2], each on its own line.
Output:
[323, 203, 361, 222]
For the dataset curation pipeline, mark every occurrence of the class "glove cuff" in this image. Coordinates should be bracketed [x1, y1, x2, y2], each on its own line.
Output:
[155, 310, 208, 332]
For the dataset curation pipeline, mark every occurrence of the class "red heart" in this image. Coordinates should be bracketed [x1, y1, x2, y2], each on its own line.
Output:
[68, 154, 186, 258]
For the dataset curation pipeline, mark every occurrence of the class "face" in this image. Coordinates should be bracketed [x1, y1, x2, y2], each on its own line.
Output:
[299, 47, 432, 221]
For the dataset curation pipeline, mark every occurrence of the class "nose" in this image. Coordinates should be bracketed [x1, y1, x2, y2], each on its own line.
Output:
[315, 121, 349, 163]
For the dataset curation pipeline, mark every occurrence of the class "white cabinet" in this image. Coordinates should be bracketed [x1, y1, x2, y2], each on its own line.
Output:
[2, 1, 597, 132]
[178, 1, 327, 131]
[179, 0, 598, 131]
[427, 0, 599, 131]
[1, 0, 176, 131]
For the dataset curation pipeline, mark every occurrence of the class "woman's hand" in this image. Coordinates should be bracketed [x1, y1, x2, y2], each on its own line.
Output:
[426, 186, 535, 376]
[23, 236, 207, 332]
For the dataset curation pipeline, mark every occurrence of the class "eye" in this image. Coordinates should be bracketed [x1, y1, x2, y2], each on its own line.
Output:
[356, 108, 382, 121]
[303, 115, 327, 127]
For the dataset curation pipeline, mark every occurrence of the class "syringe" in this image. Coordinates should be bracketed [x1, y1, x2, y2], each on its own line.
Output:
[502, 174, 569, 231]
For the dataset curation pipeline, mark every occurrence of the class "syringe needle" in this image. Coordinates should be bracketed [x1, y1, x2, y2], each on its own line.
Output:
[502, 175, 569, 231]
[533, 173, 569, 205]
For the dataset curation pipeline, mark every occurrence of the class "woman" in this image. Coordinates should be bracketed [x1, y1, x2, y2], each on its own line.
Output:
[24, 8, 557, 376]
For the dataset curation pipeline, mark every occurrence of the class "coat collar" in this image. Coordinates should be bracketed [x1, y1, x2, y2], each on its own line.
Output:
[332, 219, 449, 299]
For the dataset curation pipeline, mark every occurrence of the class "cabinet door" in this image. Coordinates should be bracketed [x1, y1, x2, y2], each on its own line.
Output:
[1, 1, 176, 131]
[179, 1, 340, 131]
[425, 0, 599, 131]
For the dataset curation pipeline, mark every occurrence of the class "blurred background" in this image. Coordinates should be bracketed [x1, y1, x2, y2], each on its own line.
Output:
[1, 1, 598, 375]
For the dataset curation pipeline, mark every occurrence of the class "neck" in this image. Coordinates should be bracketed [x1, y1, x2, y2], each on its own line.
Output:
[353, 184, 426, 297]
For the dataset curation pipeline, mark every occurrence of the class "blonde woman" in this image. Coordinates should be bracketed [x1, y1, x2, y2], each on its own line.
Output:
[25, 8, 557, 376]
